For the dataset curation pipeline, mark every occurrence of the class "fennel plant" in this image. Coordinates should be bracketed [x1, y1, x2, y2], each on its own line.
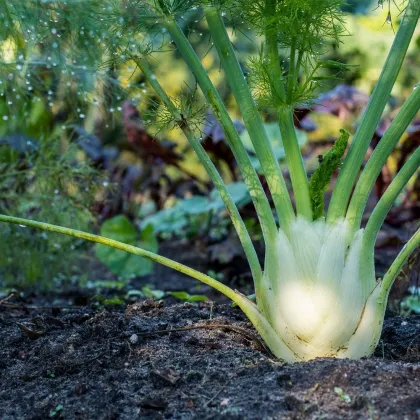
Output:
[0, 0, 419, 362]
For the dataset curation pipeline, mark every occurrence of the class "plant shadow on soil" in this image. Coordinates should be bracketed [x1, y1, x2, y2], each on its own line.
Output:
[0, 295, 419, 419]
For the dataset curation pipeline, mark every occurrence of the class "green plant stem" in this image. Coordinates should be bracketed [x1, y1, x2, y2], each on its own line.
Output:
[363, 146, 420, 260]
[0, 213, 298, 362]
[327, 0, 420, 223]
[133, 56, 263, 288]
[287, 37, 297, 103]
[161, 16, 278, 242]
[380, 227, 419, 296]
[277, 106, 312, 219]
[347, 86, 420, 235]
[357, 227, 420, 360]
[263, 2, 312, 220]
[0, 214, 238, 298]
[264, 0, 287, 104]
[294, 49, 304, 86]
[204, 7, 296, 227]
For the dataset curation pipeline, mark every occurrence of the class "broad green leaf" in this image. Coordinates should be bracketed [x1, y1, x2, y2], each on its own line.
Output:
[95, 215, 157, 279]
[141, 182, 251, 234]
[141, 206, 188, 234]
[178, 196, 211, 215]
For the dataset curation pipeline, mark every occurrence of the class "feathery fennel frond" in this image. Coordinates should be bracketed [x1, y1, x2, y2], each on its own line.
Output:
[152, 85, 208, 135]
[0, 0, 160, 114]
[237, 0, 348, 106]
[309, 129, 349, 220]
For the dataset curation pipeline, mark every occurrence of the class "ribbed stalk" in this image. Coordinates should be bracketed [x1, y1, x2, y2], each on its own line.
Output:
[346, 225, 419, 358]
[287, 37, 297, 102]
[264, 0, 287, 104]
[347, 86, 420, 235]
[362, 147, 420, 268]
[133, 56, 263, 289]
[0, 214, 239, 300]
[277, 106, 312, 219]
[327, 0, 420, 223]
[380, 227, 420, 296]
[204, 6, 296, 227]
[160, 16, 278, 242]
[263, 0, 312, 219]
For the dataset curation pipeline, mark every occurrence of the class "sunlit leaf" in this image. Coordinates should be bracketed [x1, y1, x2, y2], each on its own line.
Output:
[95, 215, 158, 279]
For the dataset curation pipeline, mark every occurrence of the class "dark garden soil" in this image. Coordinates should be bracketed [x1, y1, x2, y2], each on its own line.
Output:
[0, 219, 419, 420]
[0, 299, 419, 420]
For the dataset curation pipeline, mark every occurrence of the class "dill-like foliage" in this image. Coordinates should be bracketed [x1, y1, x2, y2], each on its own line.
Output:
[153, 86, 207, 135]
[241, 0, 349, 107]
[309, 129, 349, 219]
[0, 0, 352, 121]
[0, 0, 158, 116]
[0, 128, 102, 288]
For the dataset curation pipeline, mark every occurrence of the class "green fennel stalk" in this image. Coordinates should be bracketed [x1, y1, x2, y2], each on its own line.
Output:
[158, 12, 279, 242]
[363, 147, 420, 263]
[346, 86, 420, 235]
[328, 0, 420, 222]
[261, 0, 313, 220]
[132, 56, 263, 292]
[204, 7, 305, 223]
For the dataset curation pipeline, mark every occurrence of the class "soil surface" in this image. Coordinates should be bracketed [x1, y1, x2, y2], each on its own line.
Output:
[0, 300, 419, 420]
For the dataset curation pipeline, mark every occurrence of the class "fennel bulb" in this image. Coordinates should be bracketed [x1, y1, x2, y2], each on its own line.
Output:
[260, 217, 381, 361]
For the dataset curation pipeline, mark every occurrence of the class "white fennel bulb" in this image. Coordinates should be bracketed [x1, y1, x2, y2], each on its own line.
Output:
[260, 217, 380, 361]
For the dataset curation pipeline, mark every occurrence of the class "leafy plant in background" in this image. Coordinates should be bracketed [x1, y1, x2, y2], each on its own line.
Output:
[142, 181, 252, 239]
[0, 0, 419, 361]
[0, 99, 99, 288]
[95, 215, 158, 279]
[401, 291, 420, 314]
